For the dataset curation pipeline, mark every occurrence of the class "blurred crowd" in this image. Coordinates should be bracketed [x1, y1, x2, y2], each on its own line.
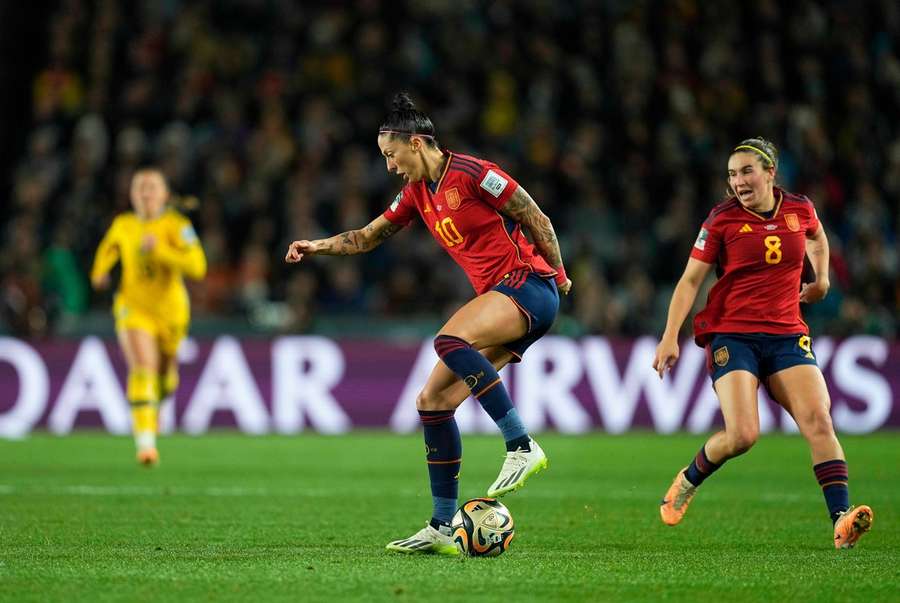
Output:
[3, 0, 899, 338]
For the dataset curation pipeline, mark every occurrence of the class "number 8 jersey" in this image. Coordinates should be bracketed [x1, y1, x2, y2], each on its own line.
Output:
[382, 152, 556, 295]
[690, 187, 821, 346]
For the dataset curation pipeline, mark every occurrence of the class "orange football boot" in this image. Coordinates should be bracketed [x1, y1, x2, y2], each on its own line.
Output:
[660, 467, 697, 526]
[137, 448, 160, 467]
[833, 505, 873, 549]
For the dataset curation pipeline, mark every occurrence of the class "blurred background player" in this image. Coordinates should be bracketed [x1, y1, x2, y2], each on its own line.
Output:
[285, 93, 571, 555]
[91, 167, 207, 466]
[652, 138, 873, 549]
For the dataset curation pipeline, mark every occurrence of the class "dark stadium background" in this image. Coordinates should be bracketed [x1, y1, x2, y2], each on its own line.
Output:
[2, 1, 897, 340]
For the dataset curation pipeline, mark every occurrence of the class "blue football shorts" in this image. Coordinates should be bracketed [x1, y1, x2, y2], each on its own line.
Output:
[705, 332, 819, 384]
[492, 270, 559, 362]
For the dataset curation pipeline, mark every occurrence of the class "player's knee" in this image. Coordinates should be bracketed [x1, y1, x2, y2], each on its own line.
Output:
[725, 426, 758, 456]
[800, 407, 835, 440]
[415, 389, 455, 411]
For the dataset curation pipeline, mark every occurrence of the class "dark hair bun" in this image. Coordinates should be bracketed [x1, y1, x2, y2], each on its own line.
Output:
[392, 92, 416, 112]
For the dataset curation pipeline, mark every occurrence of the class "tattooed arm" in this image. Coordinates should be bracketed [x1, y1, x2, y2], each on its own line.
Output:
[500, 186, 572, 294]
[285, 215, 403, 263]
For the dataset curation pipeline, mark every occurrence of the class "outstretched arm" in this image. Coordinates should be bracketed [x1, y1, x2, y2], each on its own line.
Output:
[500, 186, 571, 294]
[285, 215, 404, 263]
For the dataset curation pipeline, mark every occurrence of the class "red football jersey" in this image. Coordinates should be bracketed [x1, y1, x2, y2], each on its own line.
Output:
[382, 152, 556, 294]
[690, 187, 821, 345]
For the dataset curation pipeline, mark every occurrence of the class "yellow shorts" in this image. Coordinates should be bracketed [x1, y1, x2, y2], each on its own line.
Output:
[114, 299, 188, 357]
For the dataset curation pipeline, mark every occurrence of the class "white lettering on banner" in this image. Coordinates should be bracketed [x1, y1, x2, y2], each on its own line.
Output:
[389, 340, 503, 434]
[0, 338, 49, 438]
[831, 336, 891, 433]
[47, 337, 129, 435]
[182, 336, 268, 434]
[637, 338, 706, 434]
[685, 381, 719, 433]
[272, 336, 351, 434]
[516, 337, 590, 433]
[584, 337, 700, 434]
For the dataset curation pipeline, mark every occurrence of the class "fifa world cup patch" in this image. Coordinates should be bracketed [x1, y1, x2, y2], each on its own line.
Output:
[694, 228, 709, 250]
[445, 187, 461, 210]
[180, 224, 198, 244]
[480, 170, 508, 197]
[714, 346, 729, 367]
[390, 191, 403, 212]
[785, 213, 800, 232]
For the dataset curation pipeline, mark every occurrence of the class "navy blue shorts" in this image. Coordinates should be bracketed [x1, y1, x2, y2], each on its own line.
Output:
[492, 270, 559, 362]
[706, 332, 819, 384]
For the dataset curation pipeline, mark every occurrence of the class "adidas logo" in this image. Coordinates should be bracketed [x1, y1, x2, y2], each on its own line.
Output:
[740, 224, 753, 233]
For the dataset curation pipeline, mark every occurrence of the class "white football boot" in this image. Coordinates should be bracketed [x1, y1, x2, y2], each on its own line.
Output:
[487, 438, 548, 497]
[385, 522, 459, 555]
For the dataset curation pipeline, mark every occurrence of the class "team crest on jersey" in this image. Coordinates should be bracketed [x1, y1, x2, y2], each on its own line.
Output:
[714, 346, 729, 367]
[785, 213, 800, 232]
[694, 228, 709, 250]
[445, 187, 461, 210]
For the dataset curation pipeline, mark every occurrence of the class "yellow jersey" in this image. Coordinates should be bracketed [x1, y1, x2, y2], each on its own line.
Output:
[91, 209, 207, 324]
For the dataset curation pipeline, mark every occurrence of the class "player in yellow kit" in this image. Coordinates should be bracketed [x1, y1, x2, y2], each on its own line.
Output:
[91, 167, 206, 465]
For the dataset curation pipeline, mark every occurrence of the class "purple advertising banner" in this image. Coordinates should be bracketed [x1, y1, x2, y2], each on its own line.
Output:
[0, 335, 898, 437]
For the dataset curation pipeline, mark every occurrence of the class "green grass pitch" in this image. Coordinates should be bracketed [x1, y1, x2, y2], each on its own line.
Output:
[1, 432, 898, 602]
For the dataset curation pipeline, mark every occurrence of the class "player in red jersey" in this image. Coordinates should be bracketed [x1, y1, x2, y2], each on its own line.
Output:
[653, 138, 872, 548]
[285, 93, 571, 555]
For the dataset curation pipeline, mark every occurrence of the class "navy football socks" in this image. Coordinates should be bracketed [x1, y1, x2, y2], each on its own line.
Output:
[683, 444, 721, 487]
[434, 335, 529, 452]
[814, 459, 850, 524]
[419, 409, 461, 525]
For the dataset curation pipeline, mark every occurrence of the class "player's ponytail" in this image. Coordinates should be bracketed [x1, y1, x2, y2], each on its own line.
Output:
[379, 92, 439, 147]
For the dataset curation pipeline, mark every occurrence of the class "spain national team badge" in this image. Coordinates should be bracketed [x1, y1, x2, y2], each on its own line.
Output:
[785, 213, 800, 232]
[445, 187, 461, 210]
[714, 346, 729, 367]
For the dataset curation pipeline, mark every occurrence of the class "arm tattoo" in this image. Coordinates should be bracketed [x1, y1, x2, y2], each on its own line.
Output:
[320, 222, 403, 255]
[501, 187, 564, 269]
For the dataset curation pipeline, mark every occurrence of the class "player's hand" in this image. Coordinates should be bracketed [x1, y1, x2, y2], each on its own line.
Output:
[653, 337, 680, 379]
[558, 279, 572, 295]
[91, 274, 111, 291]
[140, 234, 157, 253]
[285, 240, 318, 263]
[800, 278, 830, 304]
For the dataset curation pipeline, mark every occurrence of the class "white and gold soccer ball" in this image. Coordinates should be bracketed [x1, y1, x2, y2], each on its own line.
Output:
[451, 498, 515, 557]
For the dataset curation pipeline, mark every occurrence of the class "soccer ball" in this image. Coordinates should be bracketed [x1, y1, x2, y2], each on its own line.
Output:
[451, 498, 515, 557]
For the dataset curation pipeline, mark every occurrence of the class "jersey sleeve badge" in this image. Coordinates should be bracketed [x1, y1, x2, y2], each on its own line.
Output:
[180, 224, 198, 244]
[694, 227, 709, 250]
[390, 191, 403, 212]
[480, 170, 508, 198]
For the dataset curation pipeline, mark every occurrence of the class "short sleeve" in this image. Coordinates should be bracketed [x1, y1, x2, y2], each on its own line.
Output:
[689, 216, 723, 263]
[475, 163, 520, 209]
[805, 199, 821, 236]
[382, 187, 416, 226]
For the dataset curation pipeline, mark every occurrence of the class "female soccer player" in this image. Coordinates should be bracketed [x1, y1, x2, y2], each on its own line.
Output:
[91, 167, 207, 466]
[285, 93, 571, 555]
[653, 138, 873, 549]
